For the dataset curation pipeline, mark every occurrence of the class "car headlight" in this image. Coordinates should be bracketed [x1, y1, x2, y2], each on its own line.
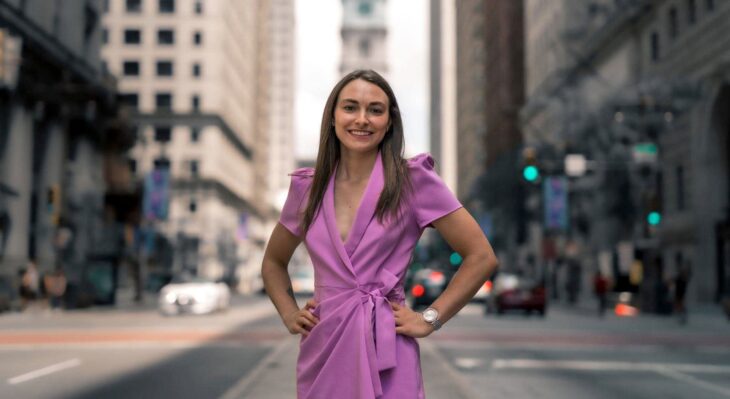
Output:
[164, 292, 177, 304]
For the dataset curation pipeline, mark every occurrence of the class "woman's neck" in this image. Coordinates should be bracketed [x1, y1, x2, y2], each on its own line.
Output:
[337, 149, 378, 182]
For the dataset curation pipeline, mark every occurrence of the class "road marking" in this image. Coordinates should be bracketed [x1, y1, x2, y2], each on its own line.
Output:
[491, 359, 730, 373]
[7, 358, 81, 385]
[453, 357, 484, 370]
[218, 337, 296, 399]
[655, 367, 730, 397]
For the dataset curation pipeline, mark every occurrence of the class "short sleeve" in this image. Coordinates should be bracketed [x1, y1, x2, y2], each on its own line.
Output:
[278, 167, 314, 237]
[408, 153, 463, 229]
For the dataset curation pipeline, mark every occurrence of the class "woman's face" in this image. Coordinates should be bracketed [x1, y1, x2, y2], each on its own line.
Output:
[333, 79, 391, 155]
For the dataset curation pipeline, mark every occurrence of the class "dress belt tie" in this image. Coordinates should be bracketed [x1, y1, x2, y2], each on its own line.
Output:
[359, 286, 402, 397]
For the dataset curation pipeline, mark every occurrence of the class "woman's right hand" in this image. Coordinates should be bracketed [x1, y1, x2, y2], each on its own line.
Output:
[283, 299, 319, 337]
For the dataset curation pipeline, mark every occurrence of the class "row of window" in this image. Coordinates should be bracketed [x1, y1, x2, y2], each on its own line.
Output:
[121, 92, 201, 111]
[105, 0, 203, 15]
[650, 0, 716, 62]
[103, 28, 203, 46]
[120, 60, 201, 77]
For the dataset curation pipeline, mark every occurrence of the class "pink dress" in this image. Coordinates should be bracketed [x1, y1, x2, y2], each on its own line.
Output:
[279, 152, 462, 399]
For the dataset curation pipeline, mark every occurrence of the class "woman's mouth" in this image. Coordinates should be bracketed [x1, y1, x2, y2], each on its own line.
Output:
[348, 129, 373, 137]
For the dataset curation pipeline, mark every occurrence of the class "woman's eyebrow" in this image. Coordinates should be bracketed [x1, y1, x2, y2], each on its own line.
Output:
[340, 98, 387, 107]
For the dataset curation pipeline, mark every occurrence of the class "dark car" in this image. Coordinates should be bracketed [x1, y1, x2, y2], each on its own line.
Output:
[488, 272, 546, 316]
[409, 268, 449, 309]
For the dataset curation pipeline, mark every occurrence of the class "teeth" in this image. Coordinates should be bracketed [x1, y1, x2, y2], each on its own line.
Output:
[350, 130, 372, 136]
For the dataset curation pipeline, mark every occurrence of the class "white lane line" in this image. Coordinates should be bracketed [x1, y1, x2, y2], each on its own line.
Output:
[655, 367, 730, 398]
[454, 357, 484, 370]
[491, 359, 730, 373]
[7, 358, 81, 385]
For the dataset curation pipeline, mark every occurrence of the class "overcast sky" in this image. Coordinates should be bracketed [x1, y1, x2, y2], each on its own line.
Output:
[294, 0, 429, 160]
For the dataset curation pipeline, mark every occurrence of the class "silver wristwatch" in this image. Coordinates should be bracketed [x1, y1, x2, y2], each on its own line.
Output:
[422, 307, 442, 330]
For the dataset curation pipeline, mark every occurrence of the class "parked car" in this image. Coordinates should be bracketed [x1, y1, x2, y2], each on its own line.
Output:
[409, 268, 449, 309]
[472, 279, 493, 303]
[158, 275, 230, 316]
[488, 272, 546, 316]
[290, 269, 315, 296]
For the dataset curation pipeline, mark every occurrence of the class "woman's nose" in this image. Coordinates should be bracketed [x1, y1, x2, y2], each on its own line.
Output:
[354, 110, 369, 125]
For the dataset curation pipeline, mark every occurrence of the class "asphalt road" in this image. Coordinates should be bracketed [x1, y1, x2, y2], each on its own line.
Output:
[1, 296, 729, 399]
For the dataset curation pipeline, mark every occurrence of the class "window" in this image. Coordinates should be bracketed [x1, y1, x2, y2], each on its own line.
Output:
[650, 32, 659, 61]
[156, 60, 174, 76]
[668, 7, 678, 40]
[84, 4, 98, 41]
[124, 29, 141, 44]
[154, 126, 172, 142]
[359, 38, 370, 57]
[191, 127, 200, 142]
[157, 29, 174, 45]
[189, 199, 197, 213]
[103, 0, 110, 13]
[155, 93, 172, 110]
[194, 1, 203, 14]
[192, 63, 201, 77]
[191, 95, 200, 111]
[190, 160, 199, 177]
[358, 1, 372, 15]
[123, 60, 140, 76]
[128, 159, 137, 174]
[120, 93, 139, 108]
[102, 28, 108, 44]
[687, 0, 696, 24]
[126, 0, 141, 13]
[676, 165, 685, 210]
[159, 0, 175, 13]
[193, 31, 202, 45]
[154, 157, 171, 169]
[706, 0, 715, 11]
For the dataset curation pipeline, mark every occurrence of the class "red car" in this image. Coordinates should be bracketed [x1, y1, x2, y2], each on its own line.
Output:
[489, 273, 546, 316]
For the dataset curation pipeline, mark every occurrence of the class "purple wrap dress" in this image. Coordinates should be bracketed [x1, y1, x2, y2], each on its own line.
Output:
[278, 152, 463, 399]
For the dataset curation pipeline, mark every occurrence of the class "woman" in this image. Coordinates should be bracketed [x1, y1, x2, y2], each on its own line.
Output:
[262, 69, 499, 399]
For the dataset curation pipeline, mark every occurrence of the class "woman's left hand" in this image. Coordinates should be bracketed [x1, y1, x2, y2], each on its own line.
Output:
[391, 302, 434, 338]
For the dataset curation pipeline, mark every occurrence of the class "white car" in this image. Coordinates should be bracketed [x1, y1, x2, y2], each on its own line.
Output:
[159, 276, 231, 316]
[290, 269, 315, 296]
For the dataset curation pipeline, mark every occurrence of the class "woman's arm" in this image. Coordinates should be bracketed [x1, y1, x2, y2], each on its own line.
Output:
[393, 208, 499, 337]
[262, 223, 318, 336]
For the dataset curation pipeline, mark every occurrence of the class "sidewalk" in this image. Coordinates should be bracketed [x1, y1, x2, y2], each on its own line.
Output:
[220, 337, 478, 399]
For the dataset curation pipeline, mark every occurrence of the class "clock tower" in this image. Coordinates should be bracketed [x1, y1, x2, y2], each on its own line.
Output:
[340, 0, 388, 75]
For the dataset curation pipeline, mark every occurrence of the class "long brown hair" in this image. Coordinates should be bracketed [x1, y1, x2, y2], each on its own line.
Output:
[301, 69, 411, 234]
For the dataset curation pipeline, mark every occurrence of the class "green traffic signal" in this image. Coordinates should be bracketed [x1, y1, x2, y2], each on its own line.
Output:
[449, 252, 462, 266]
[523, 165, 540, 182]
[647, 211, 661, 226]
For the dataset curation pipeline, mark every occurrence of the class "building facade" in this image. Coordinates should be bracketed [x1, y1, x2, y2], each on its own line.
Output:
[101, 0, 291, 289]
[0, 0, 134, 298]
[340, 0, 388, 76]
[521, 0, 730, 306]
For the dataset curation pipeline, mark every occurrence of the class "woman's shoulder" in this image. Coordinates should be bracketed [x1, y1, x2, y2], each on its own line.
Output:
[288, 167, 315, 178]
[406, 153, 436, 171]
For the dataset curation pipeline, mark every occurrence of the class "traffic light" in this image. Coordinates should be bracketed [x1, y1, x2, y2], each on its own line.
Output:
[647, 211, 661, 226]
[522, 147, 540, 183]
[449, 252, 462, 266]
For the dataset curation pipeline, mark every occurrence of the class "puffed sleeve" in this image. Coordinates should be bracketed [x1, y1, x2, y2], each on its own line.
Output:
[278, 167, 314, 237]
[408, 153, 463, 229]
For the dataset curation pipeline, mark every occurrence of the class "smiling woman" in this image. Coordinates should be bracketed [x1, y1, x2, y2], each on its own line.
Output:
[262, 69, 499, 399]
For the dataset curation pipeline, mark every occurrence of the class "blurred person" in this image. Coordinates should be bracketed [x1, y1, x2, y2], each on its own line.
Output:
[593, 271, 610, 317]
[673, 261, 691, 325]
[20, 259, 40, 310]
[44, 266, 67, 310]
[261, 70, 499, 399]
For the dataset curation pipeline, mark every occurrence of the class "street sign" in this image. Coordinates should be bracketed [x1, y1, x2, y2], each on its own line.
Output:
[632, 143, 658, 163]
[543, 177, 568, 231]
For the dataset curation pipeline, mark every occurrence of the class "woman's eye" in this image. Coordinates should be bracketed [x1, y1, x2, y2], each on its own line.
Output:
[343, 105, 356, 111]
[370, 108, 384, 114]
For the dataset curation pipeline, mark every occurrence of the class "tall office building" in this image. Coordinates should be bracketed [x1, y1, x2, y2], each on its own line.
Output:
[102, 0, 291, 285]
[340, 0, 388, 75]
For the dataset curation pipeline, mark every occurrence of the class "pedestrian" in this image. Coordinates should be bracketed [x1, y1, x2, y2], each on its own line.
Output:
[673, 261, 691, 325]
[43, 266, 67, 310]
[261, 70, 499, 399]
[593, 271, 609, 317]
[20, 259, 40, 310]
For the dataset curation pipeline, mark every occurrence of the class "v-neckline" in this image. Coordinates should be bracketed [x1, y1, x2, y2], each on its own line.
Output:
[333, 158, 376, 245]
[323, 151, 384, 259]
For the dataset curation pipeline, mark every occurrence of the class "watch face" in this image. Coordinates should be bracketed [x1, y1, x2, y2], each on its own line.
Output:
[423, 308, 438, 322]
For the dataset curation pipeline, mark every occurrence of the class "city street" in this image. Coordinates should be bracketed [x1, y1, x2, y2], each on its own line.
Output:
[1, 297, 729, 398]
